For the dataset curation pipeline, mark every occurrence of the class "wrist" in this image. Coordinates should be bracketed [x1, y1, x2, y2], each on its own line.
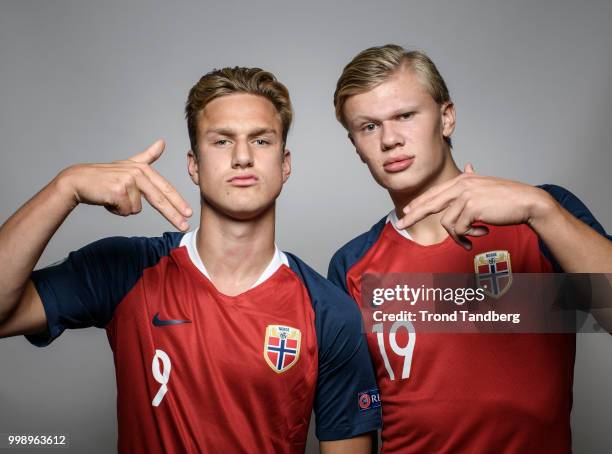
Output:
[52, 166, 82, 210]
[526, 187, 560, 232]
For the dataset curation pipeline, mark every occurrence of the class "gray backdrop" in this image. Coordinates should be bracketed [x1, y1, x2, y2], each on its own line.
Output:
[1, 0, 611, 452]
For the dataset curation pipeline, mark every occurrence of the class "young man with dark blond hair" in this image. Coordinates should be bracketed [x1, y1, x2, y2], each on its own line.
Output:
[0, 67, 381, 453]
[329, 44, 611, 453]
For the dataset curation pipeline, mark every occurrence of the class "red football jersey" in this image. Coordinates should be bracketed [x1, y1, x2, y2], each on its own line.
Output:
[328, 185, 610, 453]
[29, 230, 381, 452]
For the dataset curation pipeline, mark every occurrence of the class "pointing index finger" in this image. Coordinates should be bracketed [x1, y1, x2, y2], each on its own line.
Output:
[403, 175, 462, 216]
[133, 172, 190, 231]
[398, 184, 465, 229]
[140, 164, 193, 218]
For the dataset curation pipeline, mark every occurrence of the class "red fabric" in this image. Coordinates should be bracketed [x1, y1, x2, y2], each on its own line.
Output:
[106, 246, 318, 453]
[346, 223, 574, 454]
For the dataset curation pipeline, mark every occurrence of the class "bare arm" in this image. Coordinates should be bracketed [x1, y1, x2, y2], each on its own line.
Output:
[0, 177, 77, 330]
[0, 140, 192, 338]
[320, 433, 374, 454]
[398, 165, 612, 272]
[397, 166, 612, 331]
[528, 193, 611, 273]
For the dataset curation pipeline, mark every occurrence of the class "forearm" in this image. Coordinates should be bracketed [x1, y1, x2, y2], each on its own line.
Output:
[528, 190, 612, 273]
[0, 172, 76, 320]
[320, 433, 374, 454]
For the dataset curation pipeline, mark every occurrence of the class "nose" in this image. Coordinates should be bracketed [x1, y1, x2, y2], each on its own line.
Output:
[381, 122, 404, 151]
[231, 139, 254, 169]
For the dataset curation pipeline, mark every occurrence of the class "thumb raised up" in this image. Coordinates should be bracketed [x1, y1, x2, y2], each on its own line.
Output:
[464, 163, 476, 174]
[128, 139, 165, 164]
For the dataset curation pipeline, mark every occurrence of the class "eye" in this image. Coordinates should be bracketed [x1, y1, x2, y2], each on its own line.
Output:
[254, 139, 270, 146]
[399, 112, 414, 120]
[215, 139, 230, 146]
[362, 123, 378, 132]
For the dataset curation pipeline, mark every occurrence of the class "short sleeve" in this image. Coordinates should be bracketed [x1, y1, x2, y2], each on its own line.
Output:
[285, 253, 381, 440]
[538, 184, 611, 271]
[327, 249, 350, 293]
[27, 233, 180, 347]
[327, 216, 388, 293]
[313, 290, 382, 441]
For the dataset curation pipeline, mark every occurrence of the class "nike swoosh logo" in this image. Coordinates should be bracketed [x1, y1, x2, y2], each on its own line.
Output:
[152, 312, 192, 327]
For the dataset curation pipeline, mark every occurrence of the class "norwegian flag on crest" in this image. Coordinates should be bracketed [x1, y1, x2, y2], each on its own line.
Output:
[474, 250, 513, 298]
[263, 325, 301, 373]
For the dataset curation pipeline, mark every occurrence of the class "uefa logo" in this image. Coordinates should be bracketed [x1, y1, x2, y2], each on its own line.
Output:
[358, 389, 381, 411]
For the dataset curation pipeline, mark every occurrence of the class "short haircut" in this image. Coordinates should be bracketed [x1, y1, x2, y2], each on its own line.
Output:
[334, 44, 452, 147]
[185, 67, 292, 155]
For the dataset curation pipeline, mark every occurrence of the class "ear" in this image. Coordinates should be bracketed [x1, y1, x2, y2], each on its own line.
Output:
[348, 132, 366, 164]
[187, 149, 200, 186]
[441, 101, 456, 141]
[281, 149, 292, 183]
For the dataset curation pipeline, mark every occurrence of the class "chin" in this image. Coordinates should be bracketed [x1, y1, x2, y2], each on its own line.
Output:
[205, 196, 276, 222]
[376, 173, 423, 193]
[224, 206, 269, 221]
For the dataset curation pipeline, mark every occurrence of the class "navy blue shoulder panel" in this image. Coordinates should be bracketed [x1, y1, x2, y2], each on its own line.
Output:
[285, 253, 381, 441]
[537, 184, 611, 271]
[28, 232, 184, 347]
[327, 216, 387, 292]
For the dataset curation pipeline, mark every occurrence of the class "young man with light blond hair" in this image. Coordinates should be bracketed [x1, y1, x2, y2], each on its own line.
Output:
[0, 66, 381, 453]
[328, 44, 611, 453]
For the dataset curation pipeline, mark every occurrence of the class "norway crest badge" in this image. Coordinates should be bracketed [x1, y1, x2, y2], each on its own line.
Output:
[264, 325, 301, 373]
[474, 250, 513, 298]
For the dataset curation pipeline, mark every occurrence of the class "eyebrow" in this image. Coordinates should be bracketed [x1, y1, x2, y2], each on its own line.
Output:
[205, 128, 236, 137]
[349, 115, 378, 125]
[350, 106, 419, 125]
[205, 127, 279, 138]
[247, 128, 278, 138]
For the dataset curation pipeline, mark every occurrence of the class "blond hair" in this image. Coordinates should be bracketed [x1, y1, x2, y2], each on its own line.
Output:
[186, 67, 292, 155]
[334, 44, 452, 147]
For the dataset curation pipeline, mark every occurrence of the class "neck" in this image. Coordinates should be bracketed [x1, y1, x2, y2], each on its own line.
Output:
[195, 202, 276, 295]
[390, 152, 461, 245]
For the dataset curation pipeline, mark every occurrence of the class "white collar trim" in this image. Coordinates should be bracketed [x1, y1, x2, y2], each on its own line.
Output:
[180, 229, 288, 289]
[386, 210, 413, 240]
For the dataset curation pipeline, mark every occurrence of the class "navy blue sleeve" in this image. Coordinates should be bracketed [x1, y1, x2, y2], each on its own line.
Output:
[327, 216, 387, 292]
[327, 246, 352, 293]
[286, 253, 381, 441]
[538, 184, 611, 272]
[27, 232, 182, 347]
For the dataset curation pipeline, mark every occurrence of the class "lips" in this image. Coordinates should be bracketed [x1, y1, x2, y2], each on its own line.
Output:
[228, 174, 259, 187]
[383, 155, 415, 173]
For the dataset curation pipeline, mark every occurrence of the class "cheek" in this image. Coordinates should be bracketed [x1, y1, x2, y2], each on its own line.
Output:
[200, 151, 227, 171]
[261, 152, 284, 171]
[354, 136, 379, 160]
[270, 162, 286, 185]
[197, 160, 225, 189]
[427, 115, 444, 140]
[200, 164, 218, 181]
